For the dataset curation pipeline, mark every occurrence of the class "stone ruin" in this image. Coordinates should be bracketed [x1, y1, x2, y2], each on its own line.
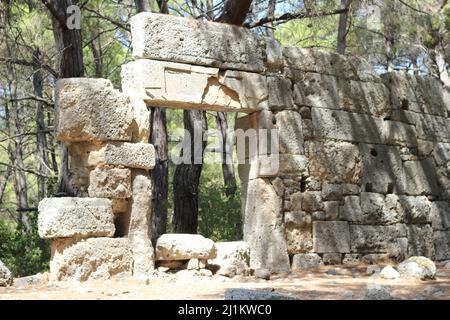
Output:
[37, 12, 450, 282]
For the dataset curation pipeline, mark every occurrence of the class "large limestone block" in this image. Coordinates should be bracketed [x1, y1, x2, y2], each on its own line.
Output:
[382, 120, 418, 147]
[243, 178, 290, 272]
[267, 76, 294, 110]
[55, 78, 134, 142]
[105, 142, 155, 170]
[359, 144, 405, 194]
[155, 234, 216, 261]
[38, 197, 115, 239]
[88, 166, 132, 199]
[416, 114, 450, 142]
[275, 111, 304, 154]
[397, 196, 431, 224]
[434, 231, 450, 261]
[208, 242, 250, 276]
[283, 47, 379, 82]
[312, 221, 351, 253]
[430, 201, 450, 231]
[122, 60, 267, 112]
[433, 143, 450, 166]
[311, 108, 384, 144]
[128, 171, 155, 276]
[307, 140, 362, 184]
[286, 225, 313, 254]
[403, 159, 440, 196]
[350, 225, 407, 255]
[131, 12, 264, 72]
[407, 225, 435, 258]
[50, 238, 133, 282]
[294, 73, 389, 117]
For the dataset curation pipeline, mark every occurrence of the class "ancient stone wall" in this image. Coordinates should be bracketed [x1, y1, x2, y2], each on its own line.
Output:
[38, 12, 450, 280]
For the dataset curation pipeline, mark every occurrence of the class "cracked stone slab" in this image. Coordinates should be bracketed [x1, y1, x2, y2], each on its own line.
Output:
[105, 142, 155, 170]
[122, 60, 267, 112]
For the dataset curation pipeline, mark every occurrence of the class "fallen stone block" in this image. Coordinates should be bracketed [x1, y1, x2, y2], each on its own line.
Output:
[0, 260, 13, 287]
[208, 241, 250, 276]
[105, 142, 155, 170]
[50, 237, 133, 282]
[131, 12, 264, 72]
[38, 197, 115, 239]
[155, 234, 216, 261]
[88, 166, 132, 199]
[55, 78, 134, 142]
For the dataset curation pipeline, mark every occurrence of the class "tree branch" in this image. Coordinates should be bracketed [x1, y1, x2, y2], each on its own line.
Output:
[246, 8, 349, 29]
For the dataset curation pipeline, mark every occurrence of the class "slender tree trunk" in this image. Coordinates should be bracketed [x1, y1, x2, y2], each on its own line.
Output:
[135, 0, 170, 242]
[266, 0, 276, 38]
[33, 48, 51, 200]
[44, 0, 84, 196]
[217, 0, 253, 25]
[336, 0, 349, 55]
[173, 110, 207, 234]
[216, 112, 237, 197]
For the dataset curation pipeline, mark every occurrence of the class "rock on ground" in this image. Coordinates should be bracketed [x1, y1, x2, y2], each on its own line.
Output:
[380, 265, 400, 280]
[362, 285, 394, 300]
[398, 256, 437, 280]
[208, 241, 250, 276]
[155, 234, 216, 261]
[0, 260, 13, 287]
[225, 289, 297, 300]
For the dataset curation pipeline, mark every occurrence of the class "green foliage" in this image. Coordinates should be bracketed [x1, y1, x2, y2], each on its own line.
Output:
[0, 215, 50, 277]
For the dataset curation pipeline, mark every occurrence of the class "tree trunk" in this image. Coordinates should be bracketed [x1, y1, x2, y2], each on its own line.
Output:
[216, 112, 237, 197]
[33, 48, 51, 200]
[173, 110, 207, 234]
[45, 0, 85, 196]
[150, 107, 169, 243]
[217, 0, 253, 25]
[266, 0, 276, 38]
[135, 0, 152, 13]
[336, 0, 349, 55]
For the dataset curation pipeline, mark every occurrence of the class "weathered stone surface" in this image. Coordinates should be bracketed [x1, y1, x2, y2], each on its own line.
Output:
[284, 47, 378, 82]
[416, 114, 450, 142]
[291, 253, 323, 271]
[350, 225, 408, 256]
[432, 143, 450, 166]
[128, 171, 154, 276]
[359, 144, 405, 194]
[275, 111, 304, 154]
[265, 38, 283, 68]
[357, 193, 401, 225]
[55, 78, 133, 142]
[430, 202, 450, 231]
[268, 77, 294, 110]
[362, 285, 394, 300]
[307, 140, 362, 184]
[322, 253, 342, 265]
[88, 166, 132, 199]
[131, 13, 264, 72]
[407, 225, 435, 258]
[50, 238, 133, 282]
[434, 231, 450, 261]
[208, 241, 250, 276]
[397, 196, 431, 224]
[156, 234, 216, 261]
[380, 265, 400, 279]
[284, 211, 311, 226]
[403, 159, 440, 195]
[382, 120, 418, 147]
[277, 154, 309, 176]
[285, 225, 313, 254]
[323, 201, 340, 220]
[313, 221, 351, 253]
[254, 268, 271, 280]
[0, 260, 13, 287]
[122, 60, 267, 112]
[243, 178, 290, 272]
[38, 197, 115, 239]
[301, 191, 324, 212]
[398, 256, 436, 280]
[311, 108, 384, 144]
[105, 142, 155, 170]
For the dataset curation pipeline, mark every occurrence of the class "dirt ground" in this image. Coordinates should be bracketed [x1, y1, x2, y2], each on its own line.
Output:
[1, 264, 450, 300]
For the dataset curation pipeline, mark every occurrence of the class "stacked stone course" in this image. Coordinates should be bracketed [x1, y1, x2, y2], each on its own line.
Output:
[38, 12, 450, 280]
